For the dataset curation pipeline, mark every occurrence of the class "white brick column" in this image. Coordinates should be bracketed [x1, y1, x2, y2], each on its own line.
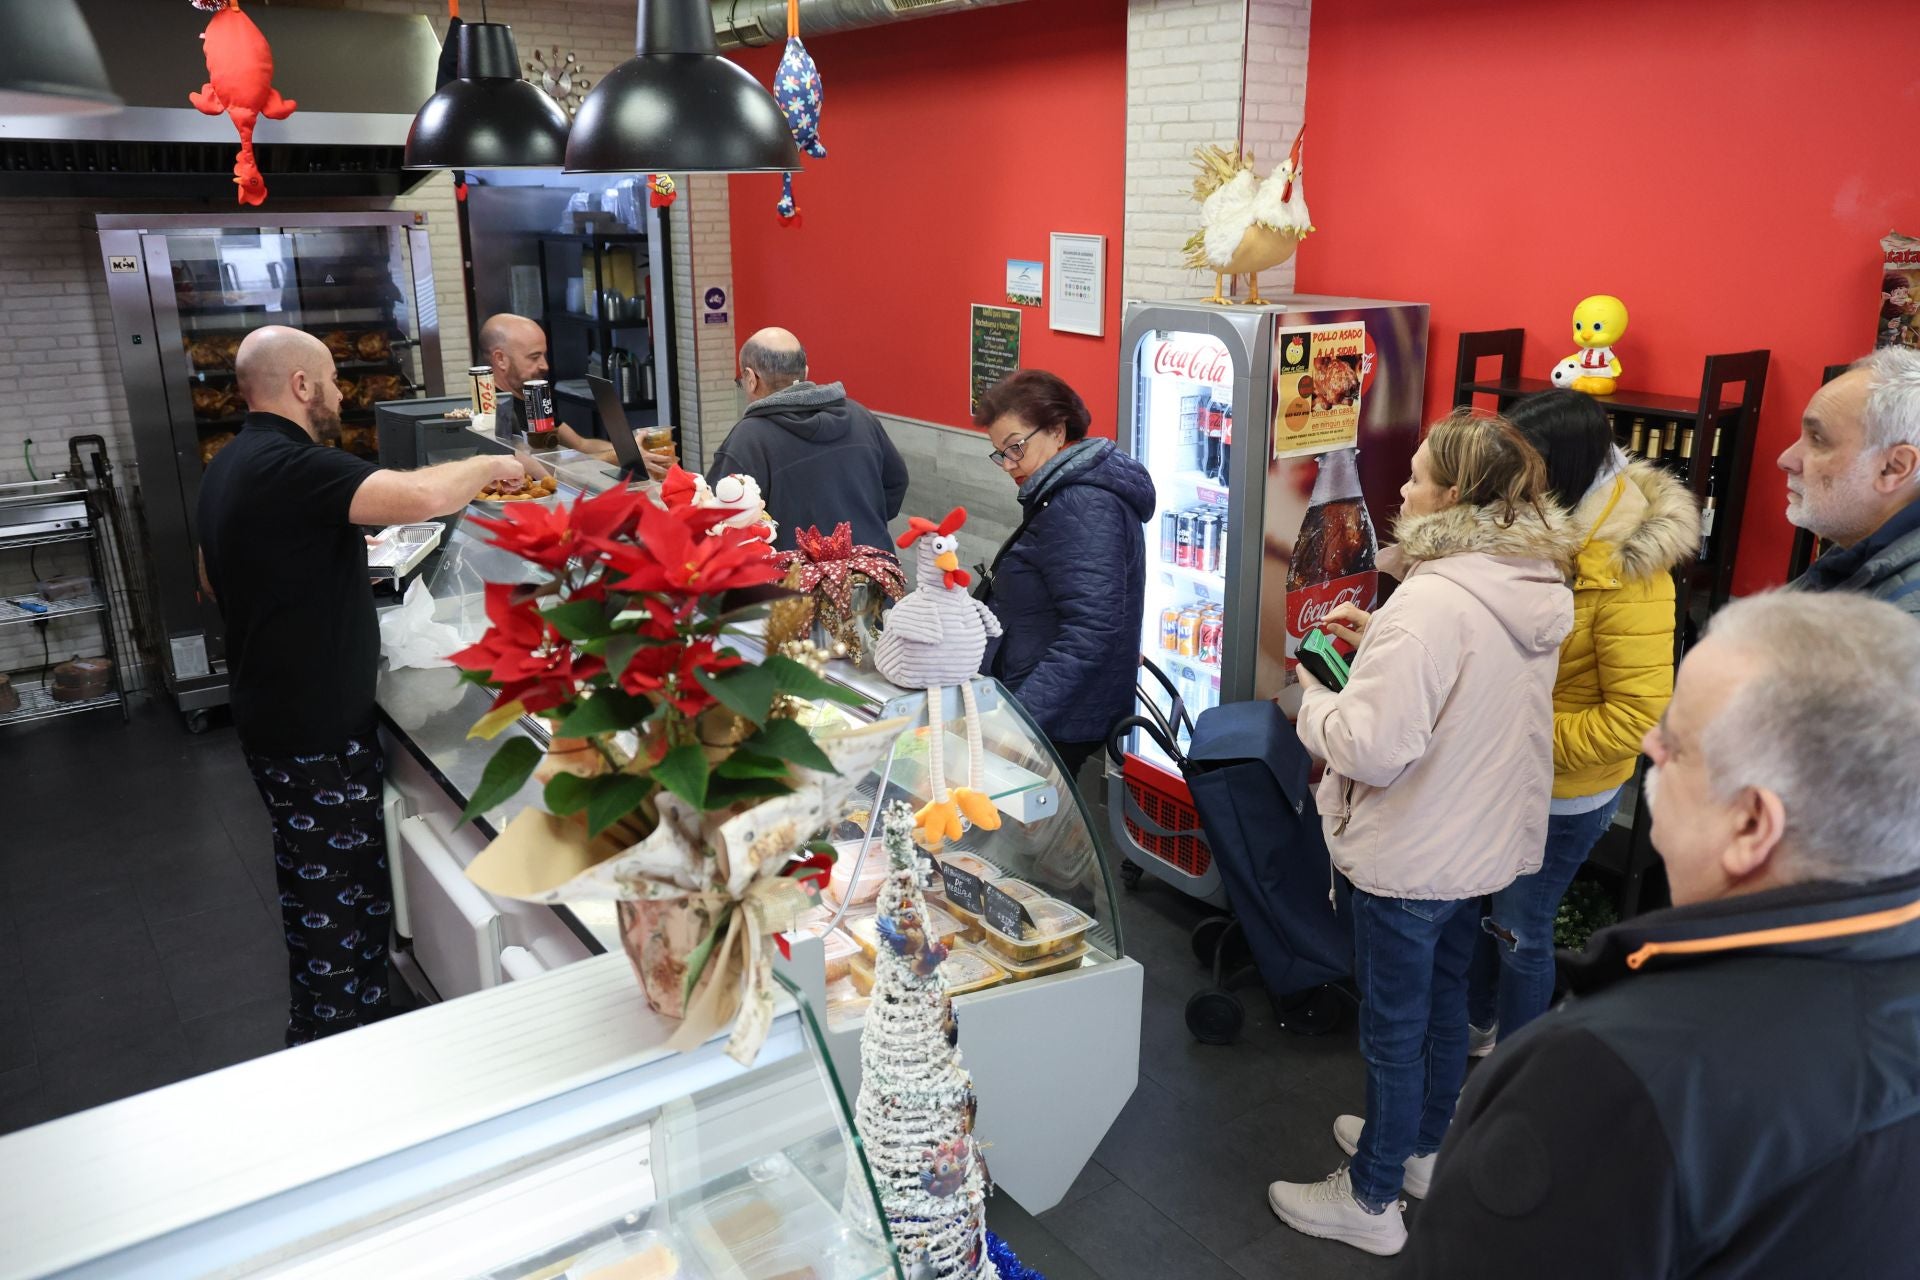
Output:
[667, 175, 741, 474]
[1124, 0, 1311, 304]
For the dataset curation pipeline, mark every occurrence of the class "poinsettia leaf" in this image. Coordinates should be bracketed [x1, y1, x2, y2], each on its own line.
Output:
[459, 737, 542, 825]
[714, 748, 794, 781]
[745, 717, 835, 773]
[599, 632, 643, 676]
[650, 742, 711, 810]
[541, 599, 613, 642]
[587, 773, 657, 838]
[703, 598, 780, 629]
[696, 663, 782, 727]
[680, 903, 733, 1006]
[467, 698, 528, 741]
[555, 688, 646, 737]
[543, 771, 594, 816]
[763, 654, 865, 708]
[705, 774, 797, 808]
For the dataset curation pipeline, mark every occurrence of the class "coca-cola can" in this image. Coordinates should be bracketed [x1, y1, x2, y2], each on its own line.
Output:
[1160, 512, 1179, 564]
[1196, 514, 1220, 575]
[1198, 612, 1223, 666]
[1175, 512, 1198, 569]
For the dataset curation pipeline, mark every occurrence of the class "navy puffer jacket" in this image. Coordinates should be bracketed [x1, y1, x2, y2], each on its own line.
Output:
[982, 438, 1156, 744]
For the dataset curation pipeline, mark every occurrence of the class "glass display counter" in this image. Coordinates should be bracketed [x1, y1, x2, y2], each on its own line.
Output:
[0, 961, 902, 1280]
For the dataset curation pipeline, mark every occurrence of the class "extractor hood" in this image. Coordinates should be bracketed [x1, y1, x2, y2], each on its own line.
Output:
[0, 0, 440, 200]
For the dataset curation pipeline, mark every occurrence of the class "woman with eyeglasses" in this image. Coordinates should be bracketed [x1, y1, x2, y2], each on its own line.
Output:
[973, 369, 1157, 778]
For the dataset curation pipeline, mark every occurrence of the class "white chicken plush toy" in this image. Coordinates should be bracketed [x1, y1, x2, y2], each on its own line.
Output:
[1184, 126, 1314, 307]
[874, 507, 1003, 850]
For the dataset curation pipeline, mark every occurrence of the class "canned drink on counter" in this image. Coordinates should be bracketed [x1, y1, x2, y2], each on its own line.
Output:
[1159, 606, 1181, 651]
[523, 378, 556, 447]
[1177, 606, 1201, 657]
[467, 365, 496, 418]
[1160, 512, 1179, 564]
[1175, 512, 1198, 569]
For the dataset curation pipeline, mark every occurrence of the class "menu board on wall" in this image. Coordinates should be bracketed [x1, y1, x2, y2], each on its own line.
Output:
[970, 304, 1022, 417]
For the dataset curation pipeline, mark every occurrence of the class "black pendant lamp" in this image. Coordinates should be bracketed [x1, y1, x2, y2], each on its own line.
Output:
[405, 20, 570, 170]
[0, 0, 120, 117]
[565, 0, 802, 174]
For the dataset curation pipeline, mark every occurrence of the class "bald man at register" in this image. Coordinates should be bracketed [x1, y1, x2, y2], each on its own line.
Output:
[197, 325, 528, 1046]
[480, 313, 672, 479]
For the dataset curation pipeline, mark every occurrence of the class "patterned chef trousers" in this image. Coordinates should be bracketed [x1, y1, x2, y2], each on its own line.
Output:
[243, 731, 393, 1047]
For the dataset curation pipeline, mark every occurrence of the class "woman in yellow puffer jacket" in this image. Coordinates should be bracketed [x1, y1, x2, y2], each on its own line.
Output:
[1466, 390, 1701, 1047]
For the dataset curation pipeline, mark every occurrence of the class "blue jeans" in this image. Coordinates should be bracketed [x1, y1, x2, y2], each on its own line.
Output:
[1466, 796, 1621, 1038]
[1348, 889, 1479, 1209]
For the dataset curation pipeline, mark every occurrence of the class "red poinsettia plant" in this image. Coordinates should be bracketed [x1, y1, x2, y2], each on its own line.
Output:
[449, 468, 864, 838]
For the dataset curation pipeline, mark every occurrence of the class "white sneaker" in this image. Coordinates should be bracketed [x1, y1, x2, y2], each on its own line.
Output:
[1469, 1022, 1498, 1058]
[1332, 1114, 1434, 1198]
[1266, 1166, 1407, 1257]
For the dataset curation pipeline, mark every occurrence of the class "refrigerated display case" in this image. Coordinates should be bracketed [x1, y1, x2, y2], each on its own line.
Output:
[95, 212, 444, 724]
[1112, 296, 1427, 899]
[0, 956, 905, 1280]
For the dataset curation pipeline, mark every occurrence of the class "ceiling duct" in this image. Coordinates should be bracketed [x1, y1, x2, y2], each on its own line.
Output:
[711, 0, 1031, 51]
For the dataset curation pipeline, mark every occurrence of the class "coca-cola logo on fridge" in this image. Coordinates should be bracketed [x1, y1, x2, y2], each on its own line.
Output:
[1146, 336, 1233, 385]
[1294, 581, 1371, 631]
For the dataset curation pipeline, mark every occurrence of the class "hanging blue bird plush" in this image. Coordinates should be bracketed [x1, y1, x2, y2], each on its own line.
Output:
[772, 0, 824, 219]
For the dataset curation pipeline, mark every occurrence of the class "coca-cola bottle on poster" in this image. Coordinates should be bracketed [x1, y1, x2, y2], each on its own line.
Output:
[1285, 446, 1378, 664]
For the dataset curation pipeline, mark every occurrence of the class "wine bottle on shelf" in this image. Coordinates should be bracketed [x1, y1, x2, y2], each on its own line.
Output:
[1699, 495, 1716, 561]
[1629, 417, 1647, 456]
[1645, 422, 1666, 464]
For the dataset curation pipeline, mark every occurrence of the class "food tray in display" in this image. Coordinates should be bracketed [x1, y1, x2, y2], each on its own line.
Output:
[823, 974, 869, 1027]
[677, 1172, 850, 1280]
[928, 893, 986, 945]
[992, 941, 1090, 982]
[990, 879, 1048, 905]
[470, 489, 562, 515]
[366, 523, 443, 579]
[820, 929, 857, 984]
[823, 842, 885, 907]
[533, 449, 624, 497]
[848, 943, 1005, 998]
[844, 903, 966, 962]
[977, 898, 1094, 963]
[564, 1228, 703, 1280]
[938, 853, 1003, 884]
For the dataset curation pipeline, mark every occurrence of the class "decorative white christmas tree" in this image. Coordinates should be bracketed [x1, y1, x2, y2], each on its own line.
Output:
[853, 800, 996, 1280]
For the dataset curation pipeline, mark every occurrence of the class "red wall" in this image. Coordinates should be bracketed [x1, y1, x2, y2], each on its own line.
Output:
[1296, 0, 1920, 595]
[726, 0, 1127, 436]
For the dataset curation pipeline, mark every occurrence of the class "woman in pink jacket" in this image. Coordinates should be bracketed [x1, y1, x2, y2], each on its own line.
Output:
[1267, 411, 1576, 1258]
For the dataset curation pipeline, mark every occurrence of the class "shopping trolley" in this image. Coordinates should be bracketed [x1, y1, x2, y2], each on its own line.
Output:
[1107, 659, 1352, 1044]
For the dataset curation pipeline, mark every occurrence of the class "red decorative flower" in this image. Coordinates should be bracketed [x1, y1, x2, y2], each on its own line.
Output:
[449, 582, 603, 713]
[778, 521, 907, 612]
[602, 500, 783, 597]
[469, 502, 579, 572]
[619, 636, 743, 715]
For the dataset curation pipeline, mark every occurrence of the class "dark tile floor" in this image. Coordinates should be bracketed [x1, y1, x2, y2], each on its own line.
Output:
[1, 698, 1402, 1278]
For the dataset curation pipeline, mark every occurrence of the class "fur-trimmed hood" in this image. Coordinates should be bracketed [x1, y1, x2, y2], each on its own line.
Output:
[1393, 498, 1580, 568]
[1393, 501, 1579, 657]
[1572, 460, 1702, 587]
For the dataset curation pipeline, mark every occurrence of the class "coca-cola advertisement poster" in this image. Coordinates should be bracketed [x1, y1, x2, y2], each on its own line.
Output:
[1274, 321, 1367, 458]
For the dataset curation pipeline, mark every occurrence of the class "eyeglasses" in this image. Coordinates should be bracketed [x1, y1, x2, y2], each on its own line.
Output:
[987, 433, 1032, 468]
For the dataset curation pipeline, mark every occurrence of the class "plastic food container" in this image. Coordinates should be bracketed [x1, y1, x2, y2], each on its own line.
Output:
[937, 853, 1002, 883]
[821, 929, 858, 984]
[825, 843, 886, 906]
[846, 904, 966, 961]
[977, 898, 1095, 963]
[991, 879, 1049, 904]
[824, 974, 869, 1025]
[849, 943, 1006, 997]
[993, 942, 1090, 982]
[565, 1230, 693, 1280]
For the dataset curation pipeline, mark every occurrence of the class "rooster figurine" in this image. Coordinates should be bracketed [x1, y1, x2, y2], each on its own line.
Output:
[1183, 127, 1313, 306]
[874, 508, 1003, 850]
[189, 0, 296, 207]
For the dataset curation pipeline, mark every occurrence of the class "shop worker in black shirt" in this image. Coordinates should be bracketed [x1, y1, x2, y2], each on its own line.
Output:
[197, 325, 525, 1046]
[1401, 592, 1920, 1278]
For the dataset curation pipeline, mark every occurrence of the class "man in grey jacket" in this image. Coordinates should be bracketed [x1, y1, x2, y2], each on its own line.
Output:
[1784, 346, 1920, 615]
[709, 327, 908, 551]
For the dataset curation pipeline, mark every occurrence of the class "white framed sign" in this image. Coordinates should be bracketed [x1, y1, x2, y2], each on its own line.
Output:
[1048, 232, 1106, 336]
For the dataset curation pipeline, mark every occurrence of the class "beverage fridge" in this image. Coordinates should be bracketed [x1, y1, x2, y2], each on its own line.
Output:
[96, 212, 445, 727]
[1117, 295, 1428, 766]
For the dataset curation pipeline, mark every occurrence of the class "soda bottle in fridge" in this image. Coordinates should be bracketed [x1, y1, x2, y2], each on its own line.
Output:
[1284, 445, 1378, 665]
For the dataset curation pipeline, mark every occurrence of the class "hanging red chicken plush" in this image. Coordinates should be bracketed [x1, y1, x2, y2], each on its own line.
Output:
[189, 0, 297, 207]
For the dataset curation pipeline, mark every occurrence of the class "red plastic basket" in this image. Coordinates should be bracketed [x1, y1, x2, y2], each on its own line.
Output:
[1120, 754, 1212, 878]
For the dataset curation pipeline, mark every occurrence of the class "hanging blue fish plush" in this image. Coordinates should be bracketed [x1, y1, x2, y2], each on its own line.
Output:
[772, 0, 824, 219]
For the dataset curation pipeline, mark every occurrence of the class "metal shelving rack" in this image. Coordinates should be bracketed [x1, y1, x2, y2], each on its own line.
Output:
[0, 478, 132, 728]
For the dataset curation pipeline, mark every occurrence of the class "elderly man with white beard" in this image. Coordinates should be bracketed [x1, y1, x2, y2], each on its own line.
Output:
[1782, 346, 1920, 615]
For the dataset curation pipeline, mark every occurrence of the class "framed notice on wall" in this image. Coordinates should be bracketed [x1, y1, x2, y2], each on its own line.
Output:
[970, 304, 1022, 417]
[1048, 232, 1106, 336]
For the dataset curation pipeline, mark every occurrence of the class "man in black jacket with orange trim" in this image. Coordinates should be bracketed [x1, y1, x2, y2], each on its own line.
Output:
[1401, 591, 1920, 1278]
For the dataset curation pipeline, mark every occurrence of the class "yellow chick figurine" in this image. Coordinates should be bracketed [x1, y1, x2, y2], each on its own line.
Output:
[1566, 294, 1629, 395]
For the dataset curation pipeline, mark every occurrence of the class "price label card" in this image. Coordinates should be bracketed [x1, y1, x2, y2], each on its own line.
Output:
[983, 883, 1037, 938]
[938, 860, 986, 915]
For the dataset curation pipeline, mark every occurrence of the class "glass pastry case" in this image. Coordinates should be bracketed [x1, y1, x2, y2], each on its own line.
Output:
[0, 958, 902, 1280]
